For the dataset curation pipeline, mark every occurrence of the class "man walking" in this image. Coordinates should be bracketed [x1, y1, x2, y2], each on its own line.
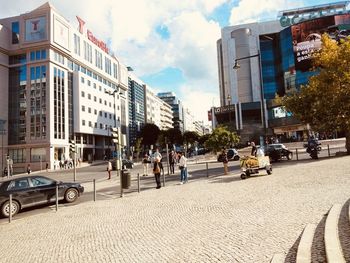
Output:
[169, 150, 175, 174]
[107, 160, 112, 180]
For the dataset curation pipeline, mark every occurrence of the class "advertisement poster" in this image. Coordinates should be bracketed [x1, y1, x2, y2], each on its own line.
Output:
[291, 14, 350, 71]
[25, 16, 47, 42]
[54, 17, 69, 50]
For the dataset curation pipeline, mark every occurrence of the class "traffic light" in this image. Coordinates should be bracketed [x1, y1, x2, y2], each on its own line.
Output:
[69, 140, 76, 153]
[111, 127, 120, 144]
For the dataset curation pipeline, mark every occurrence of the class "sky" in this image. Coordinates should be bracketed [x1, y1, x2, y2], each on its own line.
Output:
[0, 0, 342, 124]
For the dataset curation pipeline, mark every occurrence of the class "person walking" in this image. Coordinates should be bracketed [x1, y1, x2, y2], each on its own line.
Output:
[179, 152, 188, 184]
[142, 154, 150, 176]
[107, 160, 112, 180]
[153, 156, 163, 189]
[27, 164, 31, 174]
[169, 150, 175, 174]
[152, 147, 162, 162]
[221, 148, 229, 175]
[250, 141, 257, 156]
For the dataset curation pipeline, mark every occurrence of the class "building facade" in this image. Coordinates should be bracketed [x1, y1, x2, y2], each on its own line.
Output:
[158, 92, 184, 133]
[216, 1, 350, 142]
[0, 3, 129, 172]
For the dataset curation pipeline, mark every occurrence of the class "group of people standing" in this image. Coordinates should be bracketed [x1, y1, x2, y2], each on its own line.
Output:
[142, 149, 188, 188]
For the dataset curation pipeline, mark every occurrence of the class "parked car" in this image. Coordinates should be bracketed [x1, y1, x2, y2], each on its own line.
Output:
[112, 159, 134, 170]
[0, 175, 84, 218]
[264, 144, 293, 162]
[217, 148, 240, 162]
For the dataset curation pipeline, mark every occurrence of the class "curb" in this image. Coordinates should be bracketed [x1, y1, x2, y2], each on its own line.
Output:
[296, 223, 316, 263]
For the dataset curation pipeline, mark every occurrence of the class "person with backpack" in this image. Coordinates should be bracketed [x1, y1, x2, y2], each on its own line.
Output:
[153, 156, 163, 189]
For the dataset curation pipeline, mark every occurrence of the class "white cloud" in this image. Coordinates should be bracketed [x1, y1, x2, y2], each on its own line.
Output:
[0, 0, 224, 123]
[229, 0, 305, 25]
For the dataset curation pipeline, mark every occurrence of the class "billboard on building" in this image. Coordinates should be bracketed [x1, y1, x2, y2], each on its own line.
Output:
[291, 14, 350, 71]
[54, 17, 69, 50]
[25, 16, 47, 42]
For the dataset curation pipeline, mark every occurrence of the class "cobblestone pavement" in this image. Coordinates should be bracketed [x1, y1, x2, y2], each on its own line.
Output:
[1, 156, 350, 263]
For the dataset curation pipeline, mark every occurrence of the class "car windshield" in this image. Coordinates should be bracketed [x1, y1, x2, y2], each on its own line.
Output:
[31, 177, 55, 186]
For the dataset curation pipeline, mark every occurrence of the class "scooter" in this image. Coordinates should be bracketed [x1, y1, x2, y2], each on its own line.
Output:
[304, 142, 321, 159]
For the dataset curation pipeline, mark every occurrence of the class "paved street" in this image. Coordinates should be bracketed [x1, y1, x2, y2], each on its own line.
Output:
[1, 154, 350, 262]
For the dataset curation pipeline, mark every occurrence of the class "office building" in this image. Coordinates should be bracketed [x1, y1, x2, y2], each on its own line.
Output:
[216, 1, 350, 141]
[0, 2, 129, 172]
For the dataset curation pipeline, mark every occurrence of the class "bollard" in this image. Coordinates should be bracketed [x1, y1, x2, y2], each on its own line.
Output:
[137, 173, 140, 193]
[93, 179, 96, 201]
[56, 184, 59, 211]
[162, 169, 165, 187]
[9, 194, 12, 223]
[206, 162, 209, 177]
[327, 144, 330, 157]
[296, 149, 299, 161]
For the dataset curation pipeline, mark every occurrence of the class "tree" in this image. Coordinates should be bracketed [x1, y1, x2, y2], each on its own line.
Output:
[198, 134, 210, 146]
[165, 128, 183, 145]
[283, 35, 350, 154]
[183, 131, 199, 147]
[204, 126, 240, 153]
[140, 123, 160, 146]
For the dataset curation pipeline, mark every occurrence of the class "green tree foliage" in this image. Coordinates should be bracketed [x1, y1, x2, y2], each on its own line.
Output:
[165, 128, 183, 145]
[204, 126, 240, 153]
[183, 131, 199, 145]
[198, 134, 210, 146]
[283, 35, 350, 154]
[140, 123, 160, 146]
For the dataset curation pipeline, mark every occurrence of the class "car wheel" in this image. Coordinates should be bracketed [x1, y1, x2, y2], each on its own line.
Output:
[1, 200, 20, 218]
[240, 173, 247, 180]
[233, 155, 240, 161]
[64, 188, 79, 203]
[267, 166, 272, 175]
[287, 152, 293, 160]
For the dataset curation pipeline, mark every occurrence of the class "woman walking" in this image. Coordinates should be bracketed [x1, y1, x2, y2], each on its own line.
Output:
[179, 152, 188, 184]
[153, 157, 163, 189]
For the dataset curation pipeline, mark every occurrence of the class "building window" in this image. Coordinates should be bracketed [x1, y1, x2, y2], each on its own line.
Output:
[88, 107, 91, 113]
[88, 121, 92, 127]
[104, 112, 107, 118]
[84, 41, 92, 63]
[88, 94, 91, 100]
[100, 123, 103, 129]
[104, 100, 107, 105]
[93, 83, 96, 89]
[81, 77, 84, 83]
[109, 102, 111, 107]
[82, 120, 85, 126]
[53, 67, 65, 139]
[94, 96, 97, 102]
[113, 63, 118, 79]
[95, 50, 103, 69]
[99, 98, 102, 104]
[109, 113, 112, 119]
[74, 34, 80, 55]
[82, 105, 85, 111]
[81, 91, 85, 97]
[99, 111, 102, 116]
[105, 57, 111, 75]
[94, 122, 97, 128]
[11, 21, 19, 44]
[94, 109, 97, 115]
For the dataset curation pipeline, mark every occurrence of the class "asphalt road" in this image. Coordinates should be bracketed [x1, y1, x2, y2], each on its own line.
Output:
[0, 139, 346, 223]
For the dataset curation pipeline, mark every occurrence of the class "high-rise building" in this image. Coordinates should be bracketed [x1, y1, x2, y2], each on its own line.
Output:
[158, 92, 184, 132]
[216, 1, 350, 141]
[0, 3, 129, 172]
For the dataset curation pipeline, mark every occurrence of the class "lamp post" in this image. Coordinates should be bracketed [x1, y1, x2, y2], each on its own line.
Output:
[0, 119, 6, 176]
[233, 52, 267, 133]
[227, 94, 231, 128]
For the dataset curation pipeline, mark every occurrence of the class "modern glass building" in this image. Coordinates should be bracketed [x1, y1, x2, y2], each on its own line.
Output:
[216, 1, 350, 142]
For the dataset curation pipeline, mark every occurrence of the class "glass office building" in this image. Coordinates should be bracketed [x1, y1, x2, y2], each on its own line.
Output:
[216, 1, 350, 142]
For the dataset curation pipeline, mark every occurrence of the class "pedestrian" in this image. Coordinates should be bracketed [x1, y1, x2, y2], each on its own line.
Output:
[27, 164, 31, 174]
[107, 160, 112, 179]
[153, 156, 162, 189]
[250, 141, 257, 156]
[221, 148, 229, 175]
[142, 154, 150, 176]
[179, 152, 188, 184]
[46, 162, 49, 172]
[169, 150, 175, 174]
[152, 147, 162, 162]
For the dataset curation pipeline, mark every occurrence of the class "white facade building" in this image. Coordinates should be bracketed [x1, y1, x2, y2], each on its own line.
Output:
[0, 3, 129, 172]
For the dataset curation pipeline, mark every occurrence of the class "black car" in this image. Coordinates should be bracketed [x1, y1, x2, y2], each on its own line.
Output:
[112, 159, 134, 170]
[0, 176, 84, 218]
[265, 144, 293, 162]
[217, 148, 240, 162]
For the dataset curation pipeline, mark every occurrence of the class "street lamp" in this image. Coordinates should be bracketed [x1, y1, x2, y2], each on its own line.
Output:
[233, 51, 267, 133]
[0, 119, 6, 176]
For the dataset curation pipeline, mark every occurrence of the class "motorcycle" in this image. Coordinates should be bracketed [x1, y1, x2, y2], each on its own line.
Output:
[304, 141, 322, 159]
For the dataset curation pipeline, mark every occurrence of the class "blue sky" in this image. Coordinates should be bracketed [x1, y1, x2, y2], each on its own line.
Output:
[0, 0, 345, 123]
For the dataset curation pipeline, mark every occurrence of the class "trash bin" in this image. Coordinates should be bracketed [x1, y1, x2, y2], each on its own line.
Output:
[122, 169, 131, 189]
